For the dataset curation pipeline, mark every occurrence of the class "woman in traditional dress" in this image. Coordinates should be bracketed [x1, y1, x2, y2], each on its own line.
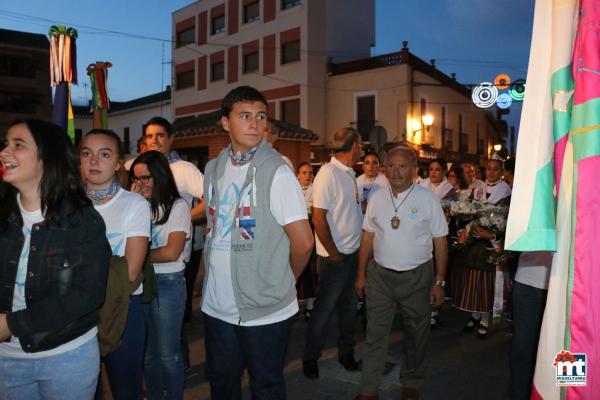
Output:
[356, 152, 389, 212]
[451, 156, 511, 338]
[0, 119, 110, 399]
[131, 151, 190, 400]
[419, 158, 457, 201]
[80, 129, 150, 399]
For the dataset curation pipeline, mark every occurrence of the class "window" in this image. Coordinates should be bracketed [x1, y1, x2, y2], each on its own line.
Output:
[244, 1, 260, 23]
[281, 0, 301, 10]
[0, 55, 35, 78]
[356, 95, 376, 141]
[0, 93, 36, 114]
[280, 99, 300, 126]
[211, 15, 225, 35]
[243, 51, 259, 73]
[478, 138, 485, 155]
[281, 40, 300, 64]
[176, 27, 195, 47]
[211, 61, 225, 81]
[176, 70, 194, 90]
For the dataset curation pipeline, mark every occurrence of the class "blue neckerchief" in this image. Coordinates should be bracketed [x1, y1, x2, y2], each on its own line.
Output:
[86, 179, 121, 204]
[167, 150, 182, 164]
[228, 144, 259, 166]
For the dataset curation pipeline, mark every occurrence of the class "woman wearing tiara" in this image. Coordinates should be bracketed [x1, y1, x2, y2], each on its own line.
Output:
[451, 154, 512, 338]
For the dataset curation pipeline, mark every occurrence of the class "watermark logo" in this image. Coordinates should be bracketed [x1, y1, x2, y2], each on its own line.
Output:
[554, 350, 586, 386]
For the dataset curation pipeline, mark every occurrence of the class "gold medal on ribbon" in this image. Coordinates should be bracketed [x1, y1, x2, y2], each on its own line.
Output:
[391, 216, 400, 230]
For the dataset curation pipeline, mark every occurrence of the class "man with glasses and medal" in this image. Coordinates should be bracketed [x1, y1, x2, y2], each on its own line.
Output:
[354, 146, 448, 400]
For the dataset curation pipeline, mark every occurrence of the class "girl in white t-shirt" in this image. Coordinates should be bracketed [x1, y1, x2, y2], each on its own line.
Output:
[80, 129, 150, 399]
[0, 119, 111, 399]
[130, 150, 190, 400]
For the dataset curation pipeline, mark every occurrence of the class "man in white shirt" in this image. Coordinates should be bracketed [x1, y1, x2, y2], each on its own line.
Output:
[354, 146, 448, 400]
[201, 86, 313, 399]
[461, 162, 486, 200]
[303, 127, 364, 379]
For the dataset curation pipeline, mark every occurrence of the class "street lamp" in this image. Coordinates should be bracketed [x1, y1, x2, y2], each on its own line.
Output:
[493, 143, 502, 152]
[411, 114, 434, 144]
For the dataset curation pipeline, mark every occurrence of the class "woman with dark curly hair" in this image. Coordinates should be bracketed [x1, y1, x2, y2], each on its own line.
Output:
[0, 119, 110, 399]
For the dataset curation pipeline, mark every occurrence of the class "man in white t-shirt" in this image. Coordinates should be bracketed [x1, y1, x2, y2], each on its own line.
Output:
[508, 251, 552, 400]
[200, 86, 313, 399]
[303, 127, 364, 379]
[356, 152, 389, 212]
[143, 116, 205, 368]
[354, 146, 448, 400]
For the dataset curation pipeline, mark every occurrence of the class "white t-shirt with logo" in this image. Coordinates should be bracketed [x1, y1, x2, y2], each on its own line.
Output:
[363, 184, 448, 271]
[151, 198, 191, 274]
[312, 157, 363, 256]
[357, 173, 389, 204]
[0, 196, 97, 358]
[170, 159, 204, 261]
[94, 188, 150, 295]
[201, 161, 307, 326]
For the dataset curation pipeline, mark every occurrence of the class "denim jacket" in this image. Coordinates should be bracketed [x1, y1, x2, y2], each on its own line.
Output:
[0, 200, 110, 353]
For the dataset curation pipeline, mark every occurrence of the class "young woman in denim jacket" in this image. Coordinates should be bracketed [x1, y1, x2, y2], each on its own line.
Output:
[80, 129, 150, 399]
[130, 151, 190, 400]
[0, 119, 111, 399]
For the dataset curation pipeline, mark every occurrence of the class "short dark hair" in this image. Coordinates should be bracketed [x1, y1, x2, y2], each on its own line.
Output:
[296, 161, 312, 174]
[447, 166, 469, 189]
[363, 152, 380, 163]
[84, 128, 125, 160]
[1, 119, 90, 227]
[221, 86, 268, 117]
[429, 158, 448, 172]
[332, 127, 360, 153]
[144, 117, 173, 137]
[130, 150, 180, 225]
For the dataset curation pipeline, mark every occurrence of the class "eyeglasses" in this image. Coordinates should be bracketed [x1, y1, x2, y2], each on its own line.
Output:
[131, 175, 152, 184]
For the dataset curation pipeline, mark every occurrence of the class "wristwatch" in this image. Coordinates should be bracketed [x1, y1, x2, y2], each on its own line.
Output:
[434, 280, 446, 287]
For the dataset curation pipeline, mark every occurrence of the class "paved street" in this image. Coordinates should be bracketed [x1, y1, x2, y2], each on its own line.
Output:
[183, 303, 511, 400]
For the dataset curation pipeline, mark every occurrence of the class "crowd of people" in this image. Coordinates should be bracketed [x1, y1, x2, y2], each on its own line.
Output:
[0, 85, 550, 400]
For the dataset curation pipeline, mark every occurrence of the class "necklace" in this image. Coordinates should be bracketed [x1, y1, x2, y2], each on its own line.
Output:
[86, 179, 120, 205]
[388, 183, 415, 230]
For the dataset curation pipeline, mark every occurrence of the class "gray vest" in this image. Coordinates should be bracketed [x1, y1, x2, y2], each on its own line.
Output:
[202, 140, 297, 322]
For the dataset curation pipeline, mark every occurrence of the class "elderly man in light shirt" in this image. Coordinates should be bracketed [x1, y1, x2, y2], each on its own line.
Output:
[354, 146, 448, 400]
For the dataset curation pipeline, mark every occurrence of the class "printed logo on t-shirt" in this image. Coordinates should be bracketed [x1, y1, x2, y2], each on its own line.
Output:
[106, 232, 125, 256]
[212, 182, 241, 252]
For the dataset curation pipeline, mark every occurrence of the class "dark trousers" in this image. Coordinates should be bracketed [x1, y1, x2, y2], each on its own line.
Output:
[508, 281, 548, 400]
[104, 295, 146, 400]
[203, 313, 290, 400]
[303, 251, 358, 361]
